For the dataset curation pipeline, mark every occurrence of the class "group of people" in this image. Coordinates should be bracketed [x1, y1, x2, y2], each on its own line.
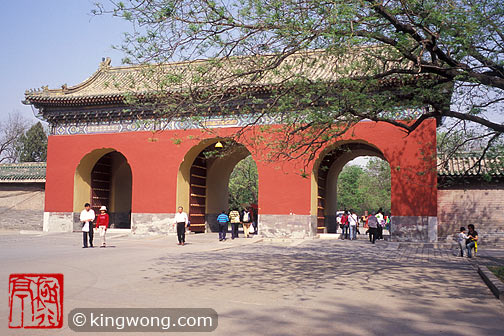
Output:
[172, 206, 257, 245]
[216, 207, 256, 241]
[455, 224, 479, 258]
[337, 209, 390, 244]
[80, 203, 109, 248]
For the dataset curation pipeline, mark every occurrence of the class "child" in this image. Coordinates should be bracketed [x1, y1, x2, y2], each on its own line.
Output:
[455, 227, 467, 257]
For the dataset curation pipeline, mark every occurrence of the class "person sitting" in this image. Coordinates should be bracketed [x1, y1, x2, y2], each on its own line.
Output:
[465, 224, 478, 258]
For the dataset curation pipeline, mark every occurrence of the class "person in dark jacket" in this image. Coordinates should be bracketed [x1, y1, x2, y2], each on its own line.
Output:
[466, 224, 478, 258]
[367, 213, 379, 244]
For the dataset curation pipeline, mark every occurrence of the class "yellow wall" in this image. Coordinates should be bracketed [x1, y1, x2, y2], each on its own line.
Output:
[176, 139, 217, 213]
[206, 146, 250, 213]
[310, 141, 386, 217]
[73, 148, 114, 212]
[110, 152, 132, 213]
[176, 139, 251, 215]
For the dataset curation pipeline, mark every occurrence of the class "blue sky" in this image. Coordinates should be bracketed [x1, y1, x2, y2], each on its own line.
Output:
[0, 0, 131, 123]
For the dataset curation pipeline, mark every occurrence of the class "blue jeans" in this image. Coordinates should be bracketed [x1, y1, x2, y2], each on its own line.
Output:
[342, 225, 349, 239]
[219, 223, 227, 240]
[466, 241, 476, 257]
[349, 225, 356, 240]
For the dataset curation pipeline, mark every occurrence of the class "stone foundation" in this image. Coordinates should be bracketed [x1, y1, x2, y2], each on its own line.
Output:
[391, 216, 437, 242]
[43, 212, 74, 232]
[258, 214, 317, 239]
[131, 213, 176, 235]
[43, 210, 441, 242]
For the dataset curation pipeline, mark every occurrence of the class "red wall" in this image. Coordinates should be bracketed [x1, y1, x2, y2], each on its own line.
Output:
[45, 119, 437, 217]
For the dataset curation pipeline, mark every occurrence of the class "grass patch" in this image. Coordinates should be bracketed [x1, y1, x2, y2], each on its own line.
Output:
[488, 266, 504, 282]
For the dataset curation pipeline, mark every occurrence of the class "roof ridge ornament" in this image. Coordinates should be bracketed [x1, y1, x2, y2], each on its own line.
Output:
[100, 57, 112, 70]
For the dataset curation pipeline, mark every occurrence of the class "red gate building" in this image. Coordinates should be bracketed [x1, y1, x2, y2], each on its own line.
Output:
[24, 55, 438, 241]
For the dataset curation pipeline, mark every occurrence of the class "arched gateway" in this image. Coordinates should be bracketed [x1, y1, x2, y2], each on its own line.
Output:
[25, 54, 438, 241]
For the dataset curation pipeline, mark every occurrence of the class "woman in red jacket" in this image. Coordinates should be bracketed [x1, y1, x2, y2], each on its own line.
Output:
[95, 206, 109, 248]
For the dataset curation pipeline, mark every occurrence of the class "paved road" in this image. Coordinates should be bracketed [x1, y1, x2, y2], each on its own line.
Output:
[1, 232, 503, 335]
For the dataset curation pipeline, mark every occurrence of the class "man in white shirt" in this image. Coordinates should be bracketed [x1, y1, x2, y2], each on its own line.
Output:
[375, 210, 385, 240]
[173, 206, 189, 245]
[80, 203, 95, 248]
[348, 209, 358, 240]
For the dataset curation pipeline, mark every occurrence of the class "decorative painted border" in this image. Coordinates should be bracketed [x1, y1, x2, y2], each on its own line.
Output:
[50, 114, 283, 135]
[50, 108, 425, 136]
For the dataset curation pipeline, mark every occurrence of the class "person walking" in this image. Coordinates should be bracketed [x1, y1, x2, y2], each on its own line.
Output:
[229, 208, 241, 239]
[173, 206, 189, 246]
[217, 210, 229, 241]
[95, 206, 109, 248]
[367, 212, 379, 244]
[80, 203, 95, 248]
[348, 210, 358, 240]
[466, 224, 478, 258]
[241, 207, 253, 238]
[251, 206, 258, 235]
[375, 209, 384, 240]
[341, 211, 349, 239]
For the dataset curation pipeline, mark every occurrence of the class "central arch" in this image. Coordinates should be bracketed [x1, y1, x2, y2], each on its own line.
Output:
[312, 141, 387, 234]
[177, 139, 255, 232]
[74, 149, 132, 230]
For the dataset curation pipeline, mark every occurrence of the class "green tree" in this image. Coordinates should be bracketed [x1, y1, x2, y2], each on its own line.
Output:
[337, 165, 365, 213]
[95, 0, 504, 163]
[16, 122, 47, 162]
[337, 159, 391, 214]
[228, 155, 258, 210]
[358, 158, 391, 213]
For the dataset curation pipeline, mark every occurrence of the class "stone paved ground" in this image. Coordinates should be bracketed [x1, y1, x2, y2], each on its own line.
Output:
[1, 232, 503, 336]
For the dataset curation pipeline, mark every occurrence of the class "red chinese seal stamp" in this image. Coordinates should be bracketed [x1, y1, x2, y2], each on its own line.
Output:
[8, 273, 64, 329]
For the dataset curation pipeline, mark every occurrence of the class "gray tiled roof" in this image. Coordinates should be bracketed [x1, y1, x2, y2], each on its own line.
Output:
[438, 155, 504, 177]
[0, 162, 46, 182]
[24, 48, 424, 106]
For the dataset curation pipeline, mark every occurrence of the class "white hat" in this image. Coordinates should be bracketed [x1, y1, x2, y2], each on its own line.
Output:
[100, 206, 107, 211]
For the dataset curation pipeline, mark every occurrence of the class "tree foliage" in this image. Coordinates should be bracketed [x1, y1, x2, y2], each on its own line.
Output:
[228, 155, 258, 210]
[337, 158, 391, 214]
[16, 122, 47, 162]
[95, 0, 504, 163]
[0, 113, 28, 163]
[337, 165, 365, 213]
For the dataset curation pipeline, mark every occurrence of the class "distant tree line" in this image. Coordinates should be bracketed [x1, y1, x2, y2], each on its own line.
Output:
[228, 155, 258, 211]
[227, 155, 390, 215]
[337, 158, 391, 215]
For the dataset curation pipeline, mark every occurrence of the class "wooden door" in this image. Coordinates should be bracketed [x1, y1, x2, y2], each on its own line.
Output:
[91, 154, 112, 216]
[189, 154, 207, 232]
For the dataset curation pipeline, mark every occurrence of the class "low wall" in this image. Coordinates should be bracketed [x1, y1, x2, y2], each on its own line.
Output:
[438, 182, 504, 245]
[0, 184, 45, 231]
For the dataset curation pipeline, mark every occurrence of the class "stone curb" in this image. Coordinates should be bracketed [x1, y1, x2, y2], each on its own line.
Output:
[477, 265, 504, 305]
